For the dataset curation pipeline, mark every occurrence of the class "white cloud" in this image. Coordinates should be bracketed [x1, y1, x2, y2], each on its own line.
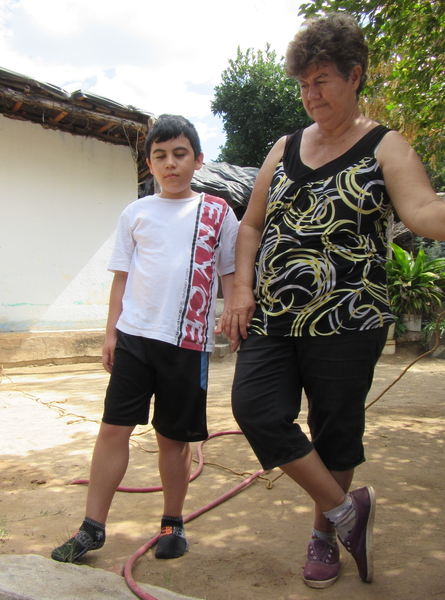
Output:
[194, 120, 219, 142]
[0, 0, 305, 160]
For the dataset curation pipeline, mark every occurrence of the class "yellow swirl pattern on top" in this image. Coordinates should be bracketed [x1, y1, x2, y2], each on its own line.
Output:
[251, 154, 393, 337]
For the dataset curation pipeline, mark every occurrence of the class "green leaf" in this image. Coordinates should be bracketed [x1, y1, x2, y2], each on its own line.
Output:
[386, 243, 445, 316]
[299, 0, 445, 162]
[212, 45, 311, 167]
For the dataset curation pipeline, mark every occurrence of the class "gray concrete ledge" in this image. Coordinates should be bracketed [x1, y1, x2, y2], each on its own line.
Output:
[0, 330, 105, 368]
[0, 328, 231, 368]
[0, 555, 202, 600]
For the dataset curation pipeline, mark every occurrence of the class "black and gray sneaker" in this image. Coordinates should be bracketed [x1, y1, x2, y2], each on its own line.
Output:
[155, 525, 188, 559]
[51, 526, 105, 563]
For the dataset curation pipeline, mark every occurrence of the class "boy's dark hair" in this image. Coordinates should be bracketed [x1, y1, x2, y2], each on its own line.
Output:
[144, 114, 202, 159]
[285, 12, 368, 97]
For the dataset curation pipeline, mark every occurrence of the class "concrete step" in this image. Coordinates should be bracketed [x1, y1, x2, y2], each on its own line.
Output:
[212, 342, 231, 358]
[1, 299, 232, 367]
[213, 303, 231, 358]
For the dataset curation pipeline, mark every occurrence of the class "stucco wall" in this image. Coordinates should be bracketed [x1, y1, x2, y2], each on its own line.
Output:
[0, 114, 137, 332]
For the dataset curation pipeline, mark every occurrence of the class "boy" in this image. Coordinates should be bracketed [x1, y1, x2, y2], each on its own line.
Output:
[51, 114, 239, 563]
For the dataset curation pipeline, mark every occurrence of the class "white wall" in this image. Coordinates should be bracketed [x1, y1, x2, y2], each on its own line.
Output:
[0, 114, 137, 331]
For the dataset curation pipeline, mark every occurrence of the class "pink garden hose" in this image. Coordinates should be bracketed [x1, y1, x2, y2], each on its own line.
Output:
[72, 430, 265, 600]
[72, 313, 445, 600]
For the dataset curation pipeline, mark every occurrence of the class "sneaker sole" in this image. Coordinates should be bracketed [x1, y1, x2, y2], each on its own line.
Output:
[364, 485, 376, 583]
[303, 574, 339, 589]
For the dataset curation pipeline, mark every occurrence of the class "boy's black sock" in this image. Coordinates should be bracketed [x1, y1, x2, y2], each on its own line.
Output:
[82, 518, 106, 545]
[160, 516, 184, 529]
[155, 516, 187, 559]
[51, 518, 106, 563]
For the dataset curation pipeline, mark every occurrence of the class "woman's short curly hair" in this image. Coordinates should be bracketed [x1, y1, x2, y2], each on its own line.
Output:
[285, 12, 368, 96]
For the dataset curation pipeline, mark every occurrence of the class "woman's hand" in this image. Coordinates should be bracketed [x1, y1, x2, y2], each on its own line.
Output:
[217, 285, 256, 352]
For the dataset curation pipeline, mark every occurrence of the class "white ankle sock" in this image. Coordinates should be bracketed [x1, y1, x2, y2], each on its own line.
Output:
[323, 495, 356, 541]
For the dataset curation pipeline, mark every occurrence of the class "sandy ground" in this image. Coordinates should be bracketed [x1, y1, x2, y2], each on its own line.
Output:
[1, 346, 444, 600]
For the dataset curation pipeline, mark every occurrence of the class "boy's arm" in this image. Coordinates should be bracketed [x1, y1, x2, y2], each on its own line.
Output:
[102, 270, 128, 373]
[220, 272, 235, 304]
[215, 272, 234, 337]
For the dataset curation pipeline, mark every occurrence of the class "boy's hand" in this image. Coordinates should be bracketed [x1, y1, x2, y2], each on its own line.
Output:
[217, 286, 255, 352]
[102, 331, 118, 373]
[215, 311, 239, 353]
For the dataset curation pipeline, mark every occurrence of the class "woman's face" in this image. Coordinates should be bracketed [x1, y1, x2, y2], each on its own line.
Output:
[298, 62, 361, 128]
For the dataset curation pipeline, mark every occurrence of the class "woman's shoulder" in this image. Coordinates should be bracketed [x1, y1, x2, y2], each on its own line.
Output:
[272, 135, 288, 155]
[282, 128, 306, 173]
[377, 128, 408, 148]
[358, 122, 392, 148]
[261, 136, 288, 171]
[376, 129, 417, 170]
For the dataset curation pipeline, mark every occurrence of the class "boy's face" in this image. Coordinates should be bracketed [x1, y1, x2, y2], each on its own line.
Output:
[146, 134, 203, 199]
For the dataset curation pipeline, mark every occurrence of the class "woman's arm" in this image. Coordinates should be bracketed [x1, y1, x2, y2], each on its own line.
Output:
[220, 136, 287, 351]
[102, 270, 128, 373]
[378, 131, 445, 240]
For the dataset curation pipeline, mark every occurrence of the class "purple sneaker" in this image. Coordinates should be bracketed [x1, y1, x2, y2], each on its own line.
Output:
[303, 538, 340, 588]
[339, 486, 376, 583]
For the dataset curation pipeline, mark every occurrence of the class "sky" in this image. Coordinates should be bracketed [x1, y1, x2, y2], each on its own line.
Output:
[0, 0, 305, 161]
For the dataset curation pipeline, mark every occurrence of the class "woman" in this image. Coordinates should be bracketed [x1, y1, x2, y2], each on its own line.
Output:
[220, 13, 445, 590]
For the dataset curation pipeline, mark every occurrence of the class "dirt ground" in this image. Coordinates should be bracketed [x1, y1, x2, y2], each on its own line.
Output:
[1, 345, 444, 600]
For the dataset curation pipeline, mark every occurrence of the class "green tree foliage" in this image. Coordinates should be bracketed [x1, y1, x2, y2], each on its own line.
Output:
[299, 0, 445, 161]
[211, 45, 311, 168]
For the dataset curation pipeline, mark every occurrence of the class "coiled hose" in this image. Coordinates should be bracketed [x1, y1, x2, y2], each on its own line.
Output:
[73, 430, 264, 600]
[73, 312, 445, 600]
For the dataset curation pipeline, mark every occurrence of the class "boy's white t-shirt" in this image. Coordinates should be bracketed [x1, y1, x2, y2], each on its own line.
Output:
[108, 192, 239, 352]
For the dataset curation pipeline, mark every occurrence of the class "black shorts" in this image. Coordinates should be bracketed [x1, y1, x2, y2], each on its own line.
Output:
[232, 328, 388, 471]
[103, 331, 210, 442]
